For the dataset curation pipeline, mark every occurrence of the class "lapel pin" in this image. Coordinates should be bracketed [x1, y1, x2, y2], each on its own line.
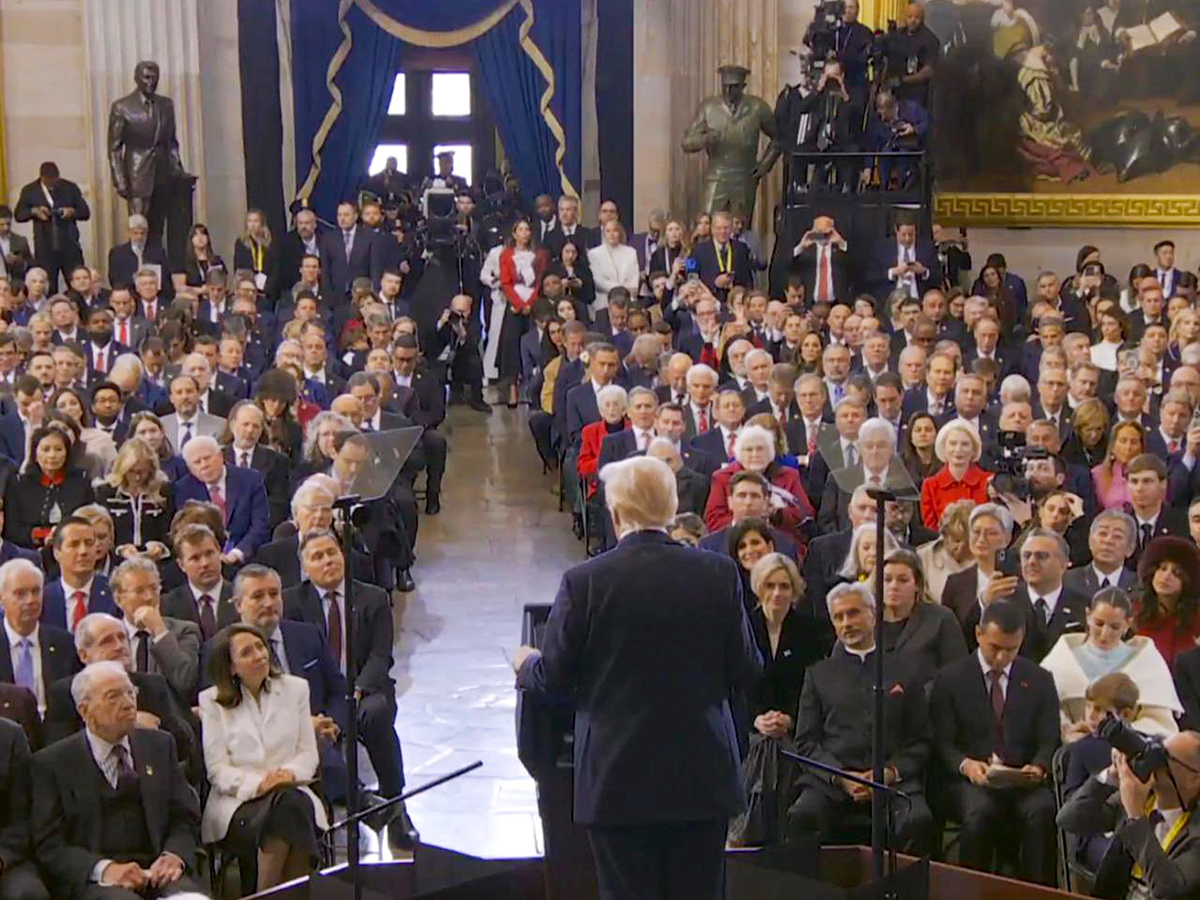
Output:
[146, 765, 154, 776]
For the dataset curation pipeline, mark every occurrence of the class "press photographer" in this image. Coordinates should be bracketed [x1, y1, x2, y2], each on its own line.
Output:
[803, 0, 875, 121]
[779, 59, 858, 192]
[1058, 722, 1200, 900]
[861, 88, 928, 190]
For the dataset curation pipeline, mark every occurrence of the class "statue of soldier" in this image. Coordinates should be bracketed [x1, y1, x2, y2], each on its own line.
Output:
[108, 60, 196, 267]
[681, 64, 779, 220]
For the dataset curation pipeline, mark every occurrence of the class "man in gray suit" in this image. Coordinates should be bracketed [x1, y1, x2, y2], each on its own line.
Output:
[1064, 509, 1139, 597]
[160, 374, 225, 455]
[107, 60, 194, 257]
[110, 557, 201, 706]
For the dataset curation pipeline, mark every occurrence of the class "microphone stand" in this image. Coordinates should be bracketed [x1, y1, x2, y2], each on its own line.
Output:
[780, 749, 911, 895]
[867, 486, 896, 882]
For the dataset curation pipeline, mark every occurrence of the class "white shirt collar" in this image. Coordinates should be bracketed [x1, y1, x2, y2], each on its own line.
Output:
[85, 728, 132, 768]
[60, 575, 94, 598]
[3, 619, 37, 650]
[977, 648, 1013, 682]
[189, 581, 221, 603]
[1092, 563, 1122, 586]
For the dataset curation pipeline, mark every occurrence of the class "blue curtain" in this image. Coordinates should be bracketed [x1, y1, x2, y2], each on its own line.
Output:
[291, 2, 400, 220]
[290, 0, 580, 215]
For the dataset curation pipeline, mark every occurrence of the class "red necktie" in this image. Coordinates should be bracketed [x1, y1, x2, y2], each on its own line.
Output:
[817, 247, 831, 303]
[71, 590, 87, 630]
[807, 426, 818, 457]
[726, 429, 738, 459]
[209, 483, 227, 522]
[119, 319, 129, 346]
[95, 348, 106, 373]
[698, 408, 709, 433]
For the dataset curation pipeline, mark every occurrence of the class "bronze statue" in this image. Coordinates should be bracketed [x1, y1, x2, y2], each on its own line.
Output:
[681, 65, 779, 219]
[108, 60, 195, 265]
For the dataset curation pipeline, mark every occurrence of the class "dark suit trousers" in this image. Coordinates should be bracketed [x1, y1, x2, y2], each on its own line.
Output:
[944, 780, 1056, 885]
[787, 785, 932, 854]
[528, 411, 556, 466]
[359, 690, 405, 797]
[39, 247, 83, 293]
[449, 344, 485, 402]
[0, 862, 50, 900]
[78, 875, 203, 900]
[587, 819, 727, 900]
[418, 430, 448, 499]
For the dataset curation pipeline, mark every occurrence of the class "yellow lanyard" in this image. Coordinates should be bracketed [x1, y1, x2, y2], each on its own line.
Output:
[250, 241, 265, 272]
[716, 242, 732, 274]
[1132, 800, 1191, 879]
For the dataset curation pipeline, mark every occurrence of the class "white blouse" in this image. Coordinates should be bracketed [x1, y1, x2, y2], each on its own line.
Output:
[588, 243, 640, 311]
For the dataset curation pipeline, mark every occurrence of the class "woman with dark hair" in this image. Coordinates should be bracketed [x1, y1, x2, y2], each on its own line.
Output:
[874, 549, 967, 687]
[232, 208, 280, 298]
[1120, 262, 1154, 315]
[200, 622, 326, 892]
[726, 516, 778, 603]
[556, 239, 595, 311]
[177, 223, 226, 291]
[1136, 537, 1200, 670]
[128, 411, 189, 481]
[4, 425, 93, 551]
[254, 369, 305, 461]
[900, 411, 939, 484]
[51, 385, 116, 478]
[158, 319, 193, 365]
[497, 219, 543, 407]
[796, 332, 824, 376]
[1090, 305, 1128, 372]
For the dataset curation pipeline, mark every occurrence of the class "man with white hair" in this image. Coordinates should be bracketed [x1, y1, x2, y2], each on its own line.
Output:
[513, 456, 760, 900]
[683, 362, 719, 439]
[32, 661, 202, 898]
[160, 374, 225, 452]
[787, 581, 932, 852]
[43, 612, 199, 777]
[179, 351, 232, 418]
[176, 436, 271, 564]
[253, 475, 369, 588]
[741, 348, 773, 407]
[0, 557, 78, 716]
[107, 214, 172, 297]
[819, 417, 913, 532]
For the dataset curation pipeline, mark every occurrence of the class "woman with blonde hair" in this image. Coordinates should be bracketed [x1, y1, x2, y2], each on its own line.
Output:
[1062, 397, 1110, 469]
[917, 498, 976, 600]
[1092, 419, 1145, 511]
[648, 218, 691, 288]
[233, 207, 278, 296]
[920, 418, 991, 528]
[96, 437, 174, 561]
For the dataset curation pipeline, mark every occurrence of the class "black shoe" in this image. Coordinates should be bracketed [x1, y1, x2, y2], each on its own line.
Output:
[388, 806, 419, 852]
[396, 569, 416, 592]
[425, 495, 441, 515]
[468, 399, 492, 413]
[361, 792, 392, 833]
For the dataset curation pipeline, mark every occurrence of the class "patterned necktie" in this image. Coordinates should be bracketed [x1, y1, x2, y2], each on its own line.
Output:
[988, 669, 1006, 760]
[327, 591, 343, 669]
[180, 422, 193, 449]
[807, 426, 818, 457]
[846, 444, 858, 468]
[209, 483, 227, 522]
[269, 635, 284, 671]
[1141, 523, 1154, 551]
[111, 744, 138, 791]
[71, 590, 87, 630]
[698, 407, 709, 433]
[13, 639, 34, 692]
[726, 430, 738, 460]
[198, 594, 217, 641]
[343, 230, 353, 262]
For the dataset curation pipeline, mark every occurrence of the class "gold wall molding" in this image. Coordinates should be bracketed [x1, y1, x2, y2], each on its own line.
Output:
[935, 192, 1200, 228]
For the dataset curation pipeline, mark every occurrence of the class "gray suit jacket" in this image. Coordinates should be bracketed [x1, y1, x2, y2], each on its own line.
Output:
[140, 614, 202, 704]
[1064, 564, 1137, 598]
[160, 412, 226, 455]
[889, 601, 969, 688]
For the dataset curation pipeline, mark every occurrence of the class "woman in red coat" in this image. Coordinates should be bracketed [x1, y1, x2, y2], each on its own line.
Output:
[705, 424, 814, 548]
[577, 385, 629, 498]
[921, 419, 992, 529]
[498, 219, 545, 407]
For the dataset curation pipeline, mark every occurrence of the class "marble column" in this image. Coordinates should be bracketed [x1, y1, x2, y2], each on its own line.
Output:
[82, 0, 205, 262]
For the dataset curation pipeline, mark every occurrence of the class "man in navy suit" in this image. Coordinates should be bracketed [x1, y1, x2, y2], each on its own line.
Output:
[0, 558, 81, 716]
[41, 517, 117, 633]
[692, 211, 752, 296]
[320, 201, 381, 299]
[514, 457, 761, 900]
[106, 214, 173, 300]
[871, 216, 940, 302]
[565, 343, 621, 448]
[699, 471, 799, 561]
[175, 436, 270, 564]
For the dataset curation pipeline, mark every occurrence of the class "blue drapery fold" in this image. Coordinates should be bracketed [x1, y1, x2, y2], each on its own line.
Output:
[290, 0, 579, 220]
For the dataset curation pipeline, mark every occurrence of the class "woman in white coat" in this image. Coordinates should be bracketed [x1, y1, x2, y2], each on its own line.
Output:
[1041, 587, 1182, 741]
[478, 241, 506, 385]
[587, 219, 640, 327]
[199, 623, 329, 892]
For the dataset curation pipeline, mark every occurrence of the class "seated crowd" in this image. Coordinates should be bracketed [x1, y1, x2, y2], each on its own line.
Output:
[522, 201, 1200, 896]
[0, 180, 484, 898]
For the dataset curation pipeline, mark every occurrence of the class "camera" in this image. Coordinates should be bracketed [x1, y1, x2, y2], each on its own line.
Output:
[804, 0, 848, 76]
[1099, 715, 1171, 782]
[989, 431, 1048, 500]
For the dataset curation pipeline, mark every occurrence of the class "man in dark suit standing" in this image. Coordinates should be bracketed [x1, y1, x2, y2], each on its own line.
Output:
[514, 457, 761, 900]
[0, 207, 33, 287]
[278, 207, 323, 292]
[31, 661, 202, 899]
[542, 195, 597, 259]
[320, 201, 380, 299]
[0, 716, 47, 900]
[13, 162, 89, 291]
[692, 211, 752, 297]
[930, 600, 1060, 885]
[284, 531, 417, 850]
[790, 216, 853, 306]
[107, 218, 173, 300]
[871, 215, 940, 302]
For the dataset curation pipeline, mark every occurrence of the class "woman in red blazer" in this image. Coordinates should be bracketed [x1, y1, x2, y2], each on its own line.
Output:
[498, 219, 546, 407]
[705, 425, 813, 548]
[921, 419, 992, 529]
[577, 385, 630, 498]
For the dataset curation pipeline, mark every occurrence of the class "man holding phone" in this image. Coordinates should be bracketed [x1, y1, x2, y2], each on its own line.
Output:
[790, 214, 851, 305]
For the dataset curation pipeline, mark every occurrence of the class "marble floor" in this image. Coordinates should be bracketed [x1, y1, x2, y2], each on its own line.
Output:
[387, 403, 577, 860]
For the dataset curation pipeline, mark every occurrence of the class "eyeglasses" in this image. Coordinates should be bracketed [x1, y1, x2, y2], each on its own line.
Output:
[1020, 550, 1052, 563]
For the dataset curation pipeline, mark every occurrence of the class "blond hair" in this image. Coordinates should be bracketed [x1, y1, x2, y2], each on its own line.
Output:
[600, 456, 678, 533]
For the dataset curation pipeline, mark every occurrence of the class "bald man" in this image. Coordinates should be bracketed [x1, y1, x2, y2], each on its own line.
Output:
[884, 2, 940, 108]
[790, 215, 851, 304]
[434, 293, 489, 412]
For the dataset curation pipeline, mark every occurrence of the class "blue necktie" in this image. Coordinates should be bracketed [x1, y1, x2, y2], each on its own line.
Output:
[13, 639, 33, 692]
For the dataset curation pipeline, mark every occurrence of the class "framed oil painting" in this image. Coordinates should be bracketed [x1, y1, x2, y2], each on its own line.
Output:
[926, 0, 1200, 226]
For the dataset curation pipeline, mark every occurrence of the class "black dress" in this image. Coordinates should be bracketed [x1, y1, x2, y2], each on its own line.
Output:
[3, 468, 94, 550]
[181, 253, 226, 288]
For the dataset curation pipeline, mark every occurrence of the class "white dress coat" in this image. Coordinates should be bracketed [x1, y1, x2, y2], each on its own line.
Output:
[479, 243, 506, 381]
[587, 243, 640, 312]
[198, 673, 329, 843]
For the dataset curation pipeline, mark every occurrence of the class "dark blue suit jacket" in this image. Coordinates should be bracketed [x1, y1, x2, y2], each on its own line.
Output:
[870, 238, 941, 300]
[691, 240, 753, 293]
[0, 416, 24, 465]
[0, 541, 41, 569]
[689, 427, 734, 466]
[516, 530, 761, 825]
[565, 382, 601, 447]
[279, 619, 348, 727]
[40, 575, 116, 631]
[174, 465, 271, 559]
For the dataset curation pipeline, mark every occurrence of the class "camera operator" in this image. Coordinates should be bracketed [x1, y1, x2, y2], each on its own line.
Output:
[861, 88, 928, 191]
[782, 59, 858, 192]
[434, 293, 490, 414]
[805, 0, 874, 126]
[1058, 729, 1200, 900]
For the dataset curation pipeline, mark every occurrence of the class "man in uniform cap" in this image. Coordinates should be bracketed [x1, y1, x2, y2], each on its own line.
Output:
[681, 64, 778, 220]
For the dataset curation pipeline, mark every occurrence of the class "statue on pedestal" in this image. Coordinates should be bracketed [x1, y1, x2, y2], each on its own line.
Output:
[108, 60, 196, 268]
[681, 64, 779, 220]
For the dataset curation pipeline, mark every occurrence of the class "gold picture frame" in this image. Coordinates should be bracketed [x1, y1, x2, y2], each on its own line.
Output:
[934, 192, 1200, 228]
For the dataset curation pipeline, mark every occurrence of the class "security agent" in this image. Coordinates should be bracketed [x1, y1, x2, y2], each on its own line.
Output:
[1058, 729, 1200, 900]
